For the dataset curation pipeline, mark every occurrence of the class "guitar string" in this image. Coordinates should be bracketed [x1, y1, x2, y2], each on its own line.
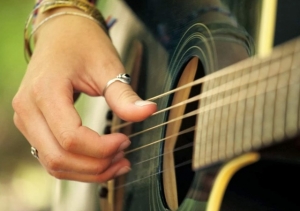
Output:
[127, 62, 293, 138]
[112, 44, 299, 190]
[117, 66, 299, 186]
[125, 69, 299, 165]
[118, 61, 299, 171]
[125, 73, 299, 155]
[114, 80, 299, 190]
[114, 159, 192, 190]
[129, 119, 259, 167]
[123, 62, 298, 144]
[125, 126, 195, 154]
[112, 48, 297, 132]
[132, 141, 194, 166]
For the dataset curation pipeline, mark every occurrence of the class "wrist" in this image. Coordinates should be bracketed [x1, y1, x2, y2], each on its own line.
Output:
[25, 0, 108, 61]
[34, 7, 86, 40]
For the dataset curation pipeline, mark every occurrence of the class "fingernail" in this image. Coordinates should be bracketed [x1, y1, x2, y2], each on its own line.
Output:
[134, 100, 156, 107]
[115, 166, 131, 177]
[118, 140, 131, 152]
[112, 151, 124, 163]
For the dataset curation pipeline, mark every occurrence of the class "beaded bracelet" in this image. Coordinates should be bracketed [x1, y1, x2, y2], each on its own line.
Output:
[25, 0, 107, 61]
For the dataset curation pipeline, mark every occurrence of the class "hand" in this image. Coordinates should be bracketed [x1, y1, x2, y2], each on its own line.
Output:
[12, 9, 157, 182]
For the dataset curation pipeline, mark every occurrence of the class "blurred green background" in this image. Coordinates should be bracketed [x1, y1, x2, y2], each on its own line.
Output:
[0, 0, 54, 210]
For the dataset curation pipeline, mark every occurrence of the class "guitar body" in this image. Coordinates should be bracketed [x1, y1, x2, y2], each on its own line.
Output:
[53, 1, 300, 211]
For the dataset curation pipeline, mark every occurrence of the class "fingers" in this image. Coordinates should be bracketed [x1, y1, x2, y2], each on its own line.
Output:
[13, 82, 132, 181]
[31, 77, 130, 159]
[49, 160, 131, 183]
[13, 110, 131, 181]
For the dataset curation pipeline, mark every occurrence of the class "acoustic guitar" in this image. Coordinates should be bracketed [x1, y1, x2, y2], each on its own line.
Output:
[53, 0, 300, 210]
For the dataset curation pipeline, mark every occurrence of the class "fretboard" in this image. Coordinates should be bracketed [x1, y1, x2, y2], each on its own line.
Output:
[193, 37, 300, 170]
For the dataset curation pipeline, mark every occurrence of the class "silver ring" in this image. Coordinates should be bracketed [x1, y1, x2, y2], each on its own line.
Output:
[102, 74, 131, 96]
[31, 146, 39, 159]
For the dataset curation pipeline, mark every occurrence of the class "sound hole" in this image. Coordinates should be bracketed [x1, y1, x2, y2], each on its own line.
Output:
[162, 57, 204, 210]
[174, 76, 201, 205]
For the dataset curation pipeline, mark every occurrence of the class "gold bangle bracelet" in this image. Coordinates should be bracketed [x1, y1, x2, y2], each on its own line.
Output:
[31, 11, 101, 37]
[39, 0, 108, 34]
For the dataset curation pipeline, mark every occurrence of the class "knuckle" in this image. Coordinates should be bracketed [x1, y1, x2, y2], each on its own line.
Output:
[12, 95, 26, 114]
[44, 154, 63, 172]
[94, 162, 109, 175]
[59, 131, 77, 151]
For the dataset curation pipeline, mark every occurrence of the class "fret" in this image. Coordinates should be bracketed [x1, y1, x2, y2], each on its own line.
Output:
[193, 37, 300, 170]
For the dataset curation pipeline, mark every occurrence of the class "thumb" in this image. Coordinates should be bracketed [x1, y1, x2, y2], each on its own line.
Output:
[104, 81, 157, 122]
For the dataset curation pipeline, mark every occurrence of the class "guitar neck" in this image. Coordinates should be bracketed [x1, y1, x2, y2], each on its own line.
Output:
[193, 37, 300, 170]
